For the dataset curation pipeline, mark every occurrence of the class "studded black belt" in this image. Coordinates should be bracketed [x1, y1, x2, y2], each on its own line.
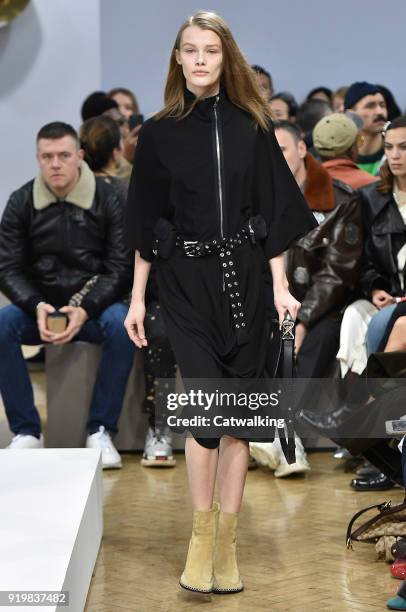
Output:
[176, 226, 256, 344]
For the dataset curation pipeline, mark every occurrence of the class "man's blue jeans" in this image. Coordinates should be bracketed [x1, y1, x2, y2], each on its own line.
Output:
[0, 302, 136, 438]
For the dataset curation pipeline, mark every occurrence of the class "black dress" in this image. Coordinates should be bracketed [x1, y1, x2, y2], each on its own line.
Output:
[124, 87, 316, 447]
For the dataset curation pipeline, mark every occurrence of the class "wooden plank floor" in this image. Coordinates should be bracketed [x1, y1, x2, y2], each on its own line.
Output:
[2, 370, 402, 611]
[84, 452, 404, 612]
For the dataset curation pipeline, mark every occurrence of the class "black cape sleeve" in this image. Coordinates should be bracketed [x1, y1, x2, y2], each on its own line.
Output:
[253, 123, 317, 259]
[123, 120, 169, 261]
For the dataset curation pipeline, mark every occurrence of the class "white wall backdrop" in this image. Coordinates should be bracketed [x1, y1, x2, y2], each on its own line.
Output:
[101, 0, 406, 118]
[0, 0, 102, 213]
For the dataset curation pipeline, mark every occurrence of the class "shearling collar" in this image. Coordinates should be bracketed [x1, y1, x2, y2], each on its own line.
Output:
[33, 161, 96, 210]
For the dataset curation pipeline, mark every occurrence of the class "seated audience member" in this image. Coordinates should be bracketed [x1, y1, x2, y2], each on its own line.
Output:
[0, 122, 134, 468]
[344, 81, 387, 175]
[313, 113, 378, 189]
[81, 91, 139, 178]
[306, 86, 333, 106]
[338, 116, 406, 377]
[250, 121, 362, 476]
[332, 86, 348, 113]
[270, 92, 298, 122]
[251, 64, 273, 100]
[108, 87, 140, 119]
[80, 116, 177, 466]
[296, 99, 332, 152]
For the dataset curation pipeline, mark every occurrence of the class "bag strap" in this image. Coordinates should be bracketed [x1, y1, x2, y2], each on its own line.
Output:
[346, 501, 392, 549]
[278, 314, 296, 464]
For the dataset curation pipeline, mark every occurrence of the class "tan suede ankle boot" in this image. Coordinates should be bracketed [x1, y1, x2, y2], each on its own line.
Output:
[212, 510, 244, 594]
[179, 502, 219, 593]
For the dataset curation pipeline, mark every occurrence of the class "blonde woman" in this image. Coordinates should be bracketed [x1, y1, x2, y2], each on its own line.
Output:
[124, 11, 315, 594]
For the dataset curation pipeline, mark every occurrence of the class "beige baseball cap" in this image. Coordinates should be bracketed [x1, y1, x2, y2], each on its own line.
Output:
[313, 113, 358, 157]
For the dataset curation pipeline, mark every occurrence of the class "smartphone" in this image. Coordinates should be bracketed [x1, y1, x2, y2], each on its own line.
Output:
[47, 312, 68, 333]
[128, 113, 144, 130]
[385, 420, 406, 435]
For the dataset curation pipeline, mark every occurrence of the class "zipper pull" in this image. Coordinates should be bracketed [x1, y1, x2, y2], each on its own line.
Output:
[248, 220, 256, 244]
[222, 269, 225, 292]
[213, 95, 219, 109]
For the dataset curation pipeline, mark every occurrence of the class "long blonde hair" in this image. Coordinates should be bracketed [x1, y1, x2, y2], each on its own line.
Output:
[155, 10, 272, 131]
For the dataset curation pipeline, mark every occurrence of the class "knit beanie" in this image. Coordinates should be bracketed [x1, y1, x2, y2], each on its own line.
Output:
[344, 82, 382, 110]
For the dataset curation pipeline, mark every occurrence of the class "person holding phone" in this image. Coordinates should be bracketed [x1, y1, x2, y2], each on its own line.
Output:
[0, 122, 134, 468]
[124, 10, 316, 594]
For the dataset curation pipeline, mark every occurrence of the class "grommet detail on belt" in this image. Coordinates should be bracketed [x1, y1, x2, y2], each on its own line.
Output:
[176, 227, 251, 338]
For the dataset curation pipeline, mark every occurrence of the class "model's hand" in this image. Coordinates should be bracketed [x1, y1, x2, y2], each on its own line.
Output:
[36, 302, 57, 343]
[124, 301, 147, 348]
[372, 289, 393, 310]
[123, 125, 141, 164]
[273, 286, 301, 326]
[294, 322, 307, 355]
[46, 306, 88, 345]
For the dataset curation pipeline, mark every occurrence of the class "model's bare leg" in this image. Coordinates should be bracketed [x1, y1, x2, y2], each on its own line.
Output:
[185, 436, 219, 510]
[217, 436, 249, 512]
[384, 317, 406, 353]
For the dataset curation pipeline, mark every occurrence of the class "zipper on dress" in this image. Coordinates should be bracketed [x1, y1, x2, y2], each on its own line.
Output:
[213, 95, 226, 291]
[213, 96, 224, 240]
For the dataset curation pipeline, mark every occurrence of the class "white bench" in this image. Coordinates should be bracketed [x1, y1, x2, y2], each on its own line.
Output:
[0, 449, 102, 612]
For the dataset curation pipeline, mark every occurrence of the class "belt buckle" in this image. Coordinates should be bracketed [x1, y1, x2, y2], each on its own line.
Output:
[183, 240, 199, 257]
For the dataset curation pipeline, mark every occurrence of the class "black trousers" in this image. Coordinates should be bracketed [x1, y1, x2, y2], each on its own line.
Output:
[143, 301, 177, 429]
[296, 317, 341, 378]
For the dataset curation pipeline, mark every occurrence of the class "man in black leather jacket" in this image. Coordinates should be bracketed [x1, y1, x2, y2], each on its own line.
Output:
[274, 121, 363, 376]
[0, 122, 135, 467]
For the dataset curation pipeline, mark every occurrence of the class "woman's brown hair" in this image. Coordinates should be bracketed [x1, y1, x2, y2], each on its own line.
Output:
[378, 115, 406, 194]
[155, 10, 273, 131]
[108, 87, 139, 114]
[80, 115, 121, 172]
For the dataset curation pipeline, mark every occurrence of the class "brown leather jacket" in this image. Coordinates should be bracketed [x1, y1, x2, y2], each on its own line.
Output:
[287, 177, 363, 329]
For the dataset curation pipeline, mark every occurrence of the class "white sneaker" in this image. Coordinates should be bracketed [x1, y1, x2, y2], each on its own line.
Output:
[6, 434, 44, 449]
[86, 426, 122, 469]
[249, 441, 281, 470]
[274, 436, 311, 478]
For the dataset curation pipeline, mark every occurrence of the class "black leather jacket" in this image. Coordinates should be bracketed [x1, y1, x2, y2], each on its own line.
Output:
[287, 179, 363, 328]
[0, 178, 132, 318]
[359, 182, 406, 298]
